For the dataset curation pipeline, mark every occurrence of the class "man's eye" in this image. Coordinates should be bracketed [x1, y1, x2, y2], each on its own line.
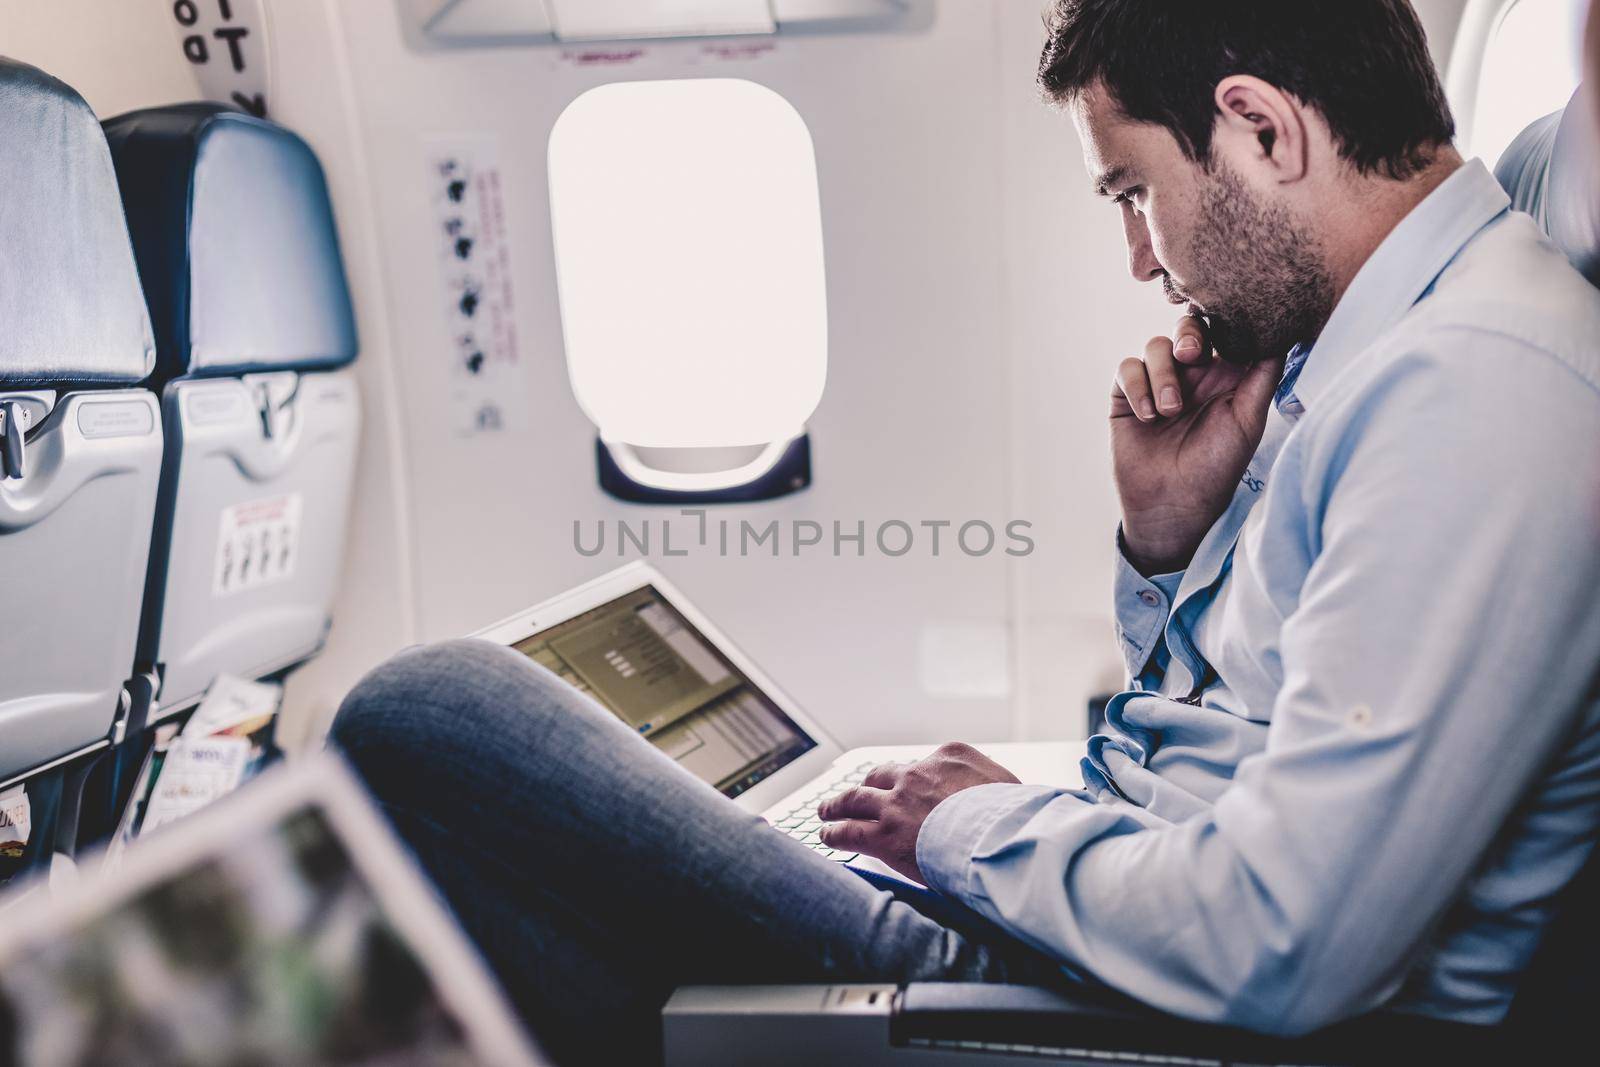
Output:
[1113, 188, 1142, 208]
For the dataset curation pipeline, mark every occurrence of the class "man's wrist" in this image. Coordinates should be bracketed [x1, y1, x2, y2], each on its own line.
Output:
[1120, 524, 1198, 576]
[916, 782, 1043, 899]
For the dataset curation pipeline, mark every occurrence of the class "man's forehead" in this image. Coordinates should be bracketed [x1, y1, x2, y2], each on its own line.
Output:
[1069, 85, 1134, 181]
[1069, 83, 1128, 141]
[1074, 129, 1136, 197]
[1069, 84, 1181, 192]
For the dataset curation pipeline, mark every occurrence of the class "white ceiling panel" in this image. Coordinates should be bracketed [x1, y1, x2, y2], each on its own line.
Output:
[426, 0, 555, 38]
[548, 0, 777, 41]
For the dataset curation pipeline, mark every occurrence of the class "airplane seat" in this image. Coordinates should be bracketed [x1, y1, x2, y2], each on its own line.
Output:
[664, 838, 1600, 1064]
[663, 101, 1600, 1067]
[1495, 85, 1600, 284]
[0, 58, 164, 791]
[100, 104, 362, 723]
[1484, 84, 1600, 1046]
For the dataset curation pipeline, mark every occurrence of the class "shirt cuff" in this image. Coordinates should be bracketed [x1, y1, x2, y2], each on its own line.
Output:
[1113, 528, 1183, 678]
[916, 781, 1061, 905]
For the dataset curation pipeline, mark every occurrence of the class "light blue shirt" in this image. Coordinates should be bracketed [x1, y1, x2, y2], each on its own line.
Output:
[917, 161, 1600, 1035]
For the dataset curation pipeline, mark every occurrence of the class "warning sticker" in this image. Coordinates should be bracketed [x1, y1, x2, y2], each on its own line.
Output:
[168, 0, 272, 118]
[213, 493, 302, 596]
[426, 138, 528, 437]
[0, 786, 30, 861]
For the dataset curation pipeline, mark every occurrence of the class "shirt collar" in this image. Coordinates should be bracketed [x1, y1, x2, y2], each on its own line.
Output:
[1280, 160, 1511, 412]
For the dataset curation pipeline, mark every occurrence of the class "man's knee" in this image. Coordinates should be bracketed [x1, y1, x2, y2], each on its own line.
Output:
[330, 638, 562, 773]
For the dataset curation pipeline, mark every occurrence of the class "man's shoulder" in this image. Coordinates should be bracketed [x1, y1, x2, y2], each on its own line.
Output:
[1297, 213, 1600, 482]
[1396, 211, 1600, 395]
[1313, 212, 1600, 423]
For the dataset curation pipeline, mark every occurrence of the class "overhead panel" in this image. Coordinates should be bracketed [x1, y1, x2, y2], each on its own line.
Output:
[401, 0, 913, 47]
[548, 0, 776, 41]
[771, 0, 906, 21]
[417, 0, 556, 41]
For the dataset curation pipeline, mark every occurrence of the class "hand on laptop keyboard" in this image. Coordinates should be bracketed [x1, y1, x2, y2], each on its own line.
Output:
[767, 762, 875, 862]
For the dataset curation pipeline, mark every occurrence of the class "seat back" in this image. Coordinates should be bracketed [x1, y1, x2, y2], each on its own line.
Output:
[103, 105, 361, 715]
[0, 57, 163, 783]
[1494, 87, 1600, 1042]
[1496, 86, 1600, 284]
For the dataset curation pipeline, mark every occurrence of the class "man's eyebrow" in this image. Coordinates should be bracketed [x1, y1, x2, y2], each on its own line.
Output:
[1093, 164, 1134, 198]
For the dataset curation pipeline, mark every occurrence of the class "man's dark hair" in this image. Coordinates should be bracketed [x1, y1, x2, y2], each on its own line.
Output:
[1039, 0, 1455, 180]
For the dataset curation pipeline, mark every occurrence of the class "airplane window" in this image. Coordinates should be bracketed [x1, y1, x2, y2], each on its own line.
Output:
[1467, 0, 1586, 167]
[548, 79, 827, 499]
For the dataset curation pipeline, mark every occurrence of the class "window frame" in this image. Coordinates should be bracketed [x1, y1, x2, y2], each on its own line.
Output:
[546, 77, 827, 503]
[1447, 0, 1587, 164]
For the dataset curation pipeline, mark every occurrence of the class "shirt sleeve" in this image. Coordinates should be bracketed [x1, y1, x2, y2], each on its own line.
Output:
[919, 342, 1600, 1036]
[1113, 527, 1184, 684]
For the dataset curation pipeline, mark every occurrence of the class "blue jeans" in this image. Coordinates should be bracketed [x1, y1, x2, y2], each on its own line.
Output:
[330, 640, 1067, 1065]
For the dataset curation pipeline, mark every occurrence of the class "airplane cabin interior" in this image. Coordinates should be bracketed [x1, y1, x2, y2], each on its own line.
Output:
[0, 1, 1596, 1064]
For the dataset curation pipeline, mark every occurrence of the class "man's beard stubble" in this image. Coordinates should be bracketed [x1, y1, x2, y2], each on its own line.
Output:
[1177, 161, 1336, 366]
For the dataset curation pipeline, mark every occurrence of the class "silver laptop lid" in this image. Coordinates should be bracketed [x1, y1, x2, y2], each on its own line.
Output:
[474, 564, 842, 810]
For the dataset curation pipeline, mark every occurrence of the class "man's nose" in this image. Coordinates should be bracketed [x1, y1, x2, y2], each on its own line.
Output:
[1121, 209, 1164, 283]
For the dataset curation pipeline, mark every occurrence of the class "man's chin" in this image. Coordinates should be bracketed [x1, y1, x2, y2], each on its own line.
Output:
[1203, 314, 1267, 366]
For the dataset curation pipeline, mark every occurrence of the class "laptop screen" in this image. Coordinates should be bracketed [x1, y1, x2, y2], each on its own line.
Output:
[512, 585, 818, 798]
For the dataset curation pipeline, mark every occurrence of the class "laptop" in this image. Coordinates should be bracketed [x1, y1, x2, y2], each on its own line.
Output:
[0, 755, 547, 1067]
[473, 562, 1080, 877]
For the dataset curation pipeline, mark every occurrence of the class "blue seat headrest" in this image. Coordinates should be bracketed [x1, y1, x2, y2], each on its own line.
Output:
[0, 57, 155, 387]
[1496, 86, 1600, 287]
[102, 105, 358, 382]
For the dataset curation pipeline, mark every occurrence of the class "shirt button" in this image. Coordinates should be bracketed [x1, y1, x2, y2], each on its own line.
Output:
[1137, 590, 1161, 608]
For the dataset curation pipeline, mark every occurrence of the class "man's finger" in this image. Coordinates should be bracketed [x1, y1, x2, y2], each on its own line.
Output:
[1142, 335, 1184, 416]
[818, 820, 876, 854]
[1232, 355, 1288, 441]
[1173, 314, 1211, 364]
[1114, 356, 1158, 422]
[817, 785, 889, 821]
[862, 762, 906, 789]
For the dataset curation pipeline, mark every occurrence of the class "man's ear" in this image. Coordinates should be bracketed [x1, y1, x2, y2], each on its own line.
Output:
[1212, 75, 1309, 184]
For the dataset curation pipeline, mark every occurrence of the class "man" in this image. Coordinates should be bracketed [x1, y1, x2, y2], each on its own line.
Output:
[331, 2, 1600, 1061]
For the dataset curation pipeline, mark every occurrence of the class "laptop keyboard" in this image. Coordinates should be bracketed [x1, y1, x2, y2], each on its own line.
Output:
[765, 761, 877, 863]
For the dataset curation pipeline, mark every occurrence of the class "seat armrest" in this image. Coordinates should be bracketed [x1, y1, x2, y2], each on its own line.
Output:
[668, 981, 1508, 1065]
[895, 983, 1504, 1065]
